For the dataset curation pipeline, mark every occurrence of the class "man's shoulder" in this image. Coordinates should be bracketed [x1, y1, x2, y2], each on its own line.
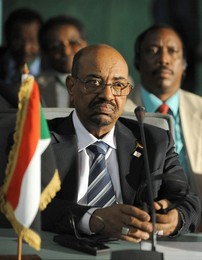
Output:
[181, 89, 202, 102]
[36, 70, 56, 88]
[118, 116, 167, 135]
[47, 114, 74, 134]
[118, 116, 139, 128]
[180, 89, 202, 113]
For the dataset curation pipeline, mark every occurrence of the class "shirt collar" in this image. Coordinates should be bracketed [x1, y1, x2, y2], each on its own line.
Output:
[55, 72, 70, 87]
[72, 110, 116, 152]
[141, 85, 180, 116]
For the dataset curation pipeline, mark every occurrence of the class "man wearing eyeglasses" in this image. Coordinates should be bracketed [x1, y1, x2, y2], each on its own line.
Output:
[42, 44, 201, 243]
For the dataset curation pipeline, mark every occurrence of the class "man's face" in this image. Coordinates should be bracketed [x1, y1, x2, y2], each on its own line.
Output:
[9, 22, 41, 66]
[47, 25, 87, 73]
[67, 46, 129, 137]
[138, 28, 185, 97]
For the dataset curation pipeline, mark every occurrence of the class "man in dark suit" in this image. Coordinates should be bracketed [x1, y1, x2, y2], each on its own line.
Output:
[42, 44, 201, 243]
[0, 81, 19, 109]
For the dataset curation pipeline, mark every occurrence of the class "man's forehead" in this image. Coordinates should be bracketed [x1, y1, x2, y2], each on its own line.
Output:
[143, 29, 183, 47]
[79, 56, 128, 76]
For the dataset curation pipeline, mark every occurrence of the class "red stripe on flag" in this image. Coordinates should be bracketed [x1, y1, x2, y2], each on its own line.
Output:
[6, 81, 40, 209]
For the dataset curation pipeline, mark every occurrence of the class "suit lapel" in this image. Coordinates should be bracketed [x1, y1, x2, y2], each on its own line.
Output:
[50, 115, 147, 205]
[49, 115, 79, 202]
[115, 120, 144, 205]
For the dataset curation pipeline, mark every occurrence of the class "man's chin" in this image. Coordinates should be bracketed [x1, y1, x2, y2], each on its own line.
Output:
[90, 113, 113, 127]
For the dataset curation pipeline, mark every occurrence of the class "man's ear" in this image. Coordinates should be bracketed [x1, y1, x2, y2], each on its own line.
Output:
[66, 75, 75, 107]
[183, 59, 188, 70]
[66, 75, 74, 95]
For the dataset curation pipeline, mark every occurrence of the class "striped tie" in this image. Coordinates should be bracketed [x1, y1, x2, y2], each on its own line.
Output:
[87, 141, 116, 207]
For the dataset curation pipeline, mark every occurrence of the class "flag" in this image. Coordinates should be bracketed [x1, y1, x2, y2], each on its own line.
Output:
[0, 76, 61, 250]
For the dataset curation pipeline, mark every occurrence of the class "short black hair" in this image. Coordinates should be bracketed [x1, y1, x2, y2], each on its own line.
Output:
[39, 15, 86, 51]
[4, 8, 43, 44]
[134, 24, 187, 70]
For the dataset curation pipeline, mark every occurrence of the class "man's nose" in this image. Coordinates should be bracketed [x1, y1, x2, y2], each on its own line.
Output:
[157, 49, 170, 65]
[61, 42, 75, 55]
[98, 84, 114, 100]
[22, 41, 33, 53]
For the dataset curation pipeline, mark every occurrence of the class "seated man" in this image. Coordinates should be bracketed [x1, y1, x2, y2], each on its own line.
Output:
[0, 8, 43, 84]
[42, 44, 201, 243]
[37, 15, 87, 107]
[124, 25, 202, 229]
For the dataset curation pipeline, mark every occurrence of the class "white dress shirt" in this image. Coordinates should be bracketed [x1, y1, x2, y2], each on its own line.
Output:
[72, 110, 123, 233]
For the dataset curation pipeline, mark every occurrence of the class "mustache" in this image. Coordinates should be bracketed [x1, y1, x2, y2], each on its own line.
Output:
[89, 100, 117, 111]
[152, 66, 174, 76]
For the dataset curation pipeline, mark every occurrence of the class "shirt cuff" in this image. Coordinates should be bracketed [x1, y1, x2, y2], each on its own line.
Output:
[77, 208, 98, 235]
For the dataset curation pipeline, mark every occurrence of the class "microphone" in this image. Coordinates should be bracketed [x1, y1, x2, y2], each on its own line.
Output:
[111, 106, 163, 260]
[135, 106, 157, 250]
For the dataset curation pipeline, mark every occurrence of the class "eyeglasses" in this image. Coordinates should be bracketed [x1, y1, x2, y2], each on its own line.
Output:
[75, 76, 133, 96]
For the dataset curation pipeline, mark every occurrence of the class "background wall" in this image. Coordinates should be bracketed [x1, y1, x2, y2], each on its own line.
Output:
[1, 0, 154, 87]
[1, 0, 202, 95]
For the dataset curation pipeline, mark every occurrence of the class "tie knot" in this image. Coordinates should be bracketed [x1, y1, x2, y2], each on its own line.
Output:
[157, 103, 169, 114]
[88, 141, 109, 155]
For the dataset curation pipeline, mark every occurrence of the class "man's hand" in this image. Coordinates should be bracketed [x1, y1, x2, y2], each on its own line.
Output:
[154, 199, 181, 236]
[89, 200, 181, 243]
[89, 204, 153, 243]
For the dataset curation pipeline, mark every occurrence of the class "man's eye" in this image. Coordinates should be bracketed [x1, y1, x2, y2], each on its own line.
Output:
[86, 79, 101, 87]
[113, 81, 125, 88]
[147, 47, 158, 55]
[69, 39, 82, 46]
[168, 48, 178, 54]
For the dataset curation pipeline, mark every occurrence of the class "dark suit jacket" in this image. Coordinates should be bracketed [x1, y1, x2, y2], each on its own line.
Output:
[42, 113, 201, 235]
[0, 81, 19, 109]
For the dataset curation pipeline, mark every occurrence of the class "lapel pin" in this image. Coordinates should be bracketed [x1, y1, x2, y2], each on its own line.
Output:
[133, 142, 143, 158]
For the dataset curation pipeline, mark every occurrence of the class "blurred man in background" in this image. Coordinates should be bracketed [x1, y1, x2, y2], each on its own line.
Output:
[37, 15, 87, 107]
[0, 8, 43, 84]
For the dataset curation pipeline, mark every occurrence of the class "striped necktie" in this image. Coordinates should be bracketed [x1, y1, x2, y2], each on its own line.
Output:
[157, 103, 170, 114]
[87, 141, 116, 207]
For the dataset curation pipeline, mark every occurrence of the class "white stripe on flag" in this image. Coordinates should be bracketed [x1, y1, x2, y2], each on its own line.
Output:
[14, 138, 50, 227]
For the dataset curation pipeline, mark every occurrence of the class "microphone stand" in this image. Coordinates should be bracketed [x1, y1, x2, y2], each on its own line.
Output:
[111, 106, 163, 260]
[135, 106, 157, 251]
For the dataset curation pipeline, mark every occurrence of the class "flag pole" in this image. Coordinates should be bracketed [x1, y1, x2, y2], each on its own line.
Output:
[17, 64, 27, 260]
[0, 63, 59, 259]
[22, 63, 29, 82]
[17, 233, 22, 260]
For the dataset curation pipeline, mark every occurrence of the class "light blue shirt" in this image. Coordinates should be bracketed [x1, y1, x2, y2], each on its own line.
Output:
[140, 86, 189, 179]
[6, 56, 41, 84]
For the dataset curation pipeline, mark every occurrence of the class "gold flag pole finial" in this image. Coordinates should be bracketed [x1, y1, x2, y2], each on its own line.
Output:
[23, 64, 29, 75]
[21, 64, 30, 83]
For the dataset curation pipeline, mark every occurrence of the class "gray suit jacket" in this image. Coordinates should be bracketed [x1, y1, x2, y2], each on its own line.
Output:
[41, 113, 201, 235]
[124, 86, 202, 203]
[36, 71, 70, 107]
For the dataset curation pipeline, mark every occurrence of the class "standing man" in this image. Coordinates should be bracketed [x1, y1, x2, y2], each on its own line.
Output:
[124, 25, 202, 212]
[42, 44, 201, 242]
